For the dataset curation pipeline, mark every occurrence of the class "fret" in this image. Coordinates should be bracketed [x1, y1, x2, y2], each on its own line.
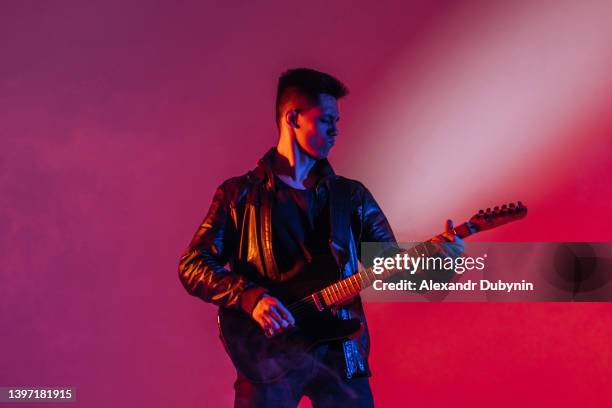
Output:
[332, 283, 340, 303]
[338, 281, 345, 299]
[325, 287, 334, 305]
[332, 283, 340, 301]
[319, 241, 445, 307]
[358, 270, 367, 287]
[364, 268, 374, 285]
[342, 279, 350, 297]
[349, 275, 358, 292]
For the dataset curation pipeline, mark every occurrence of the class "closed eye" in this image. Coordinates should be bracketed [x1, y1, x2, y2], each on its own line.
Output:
[321, 115, 340, 124]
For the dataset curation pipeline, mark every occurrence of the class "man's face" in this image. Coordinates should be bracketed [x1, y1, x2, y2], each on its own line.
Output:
[294, 93, 340, 160]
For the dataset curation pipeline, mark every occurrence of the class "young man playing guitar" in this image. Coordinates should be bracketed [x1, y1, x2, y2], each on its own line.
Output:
[179, 68, 464, 407]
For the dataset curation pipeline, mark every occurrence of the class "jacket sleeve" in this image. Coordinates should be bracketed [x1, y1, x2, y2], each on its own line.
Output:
[361, 186, 397, 244]
[178, 181, 266, 312]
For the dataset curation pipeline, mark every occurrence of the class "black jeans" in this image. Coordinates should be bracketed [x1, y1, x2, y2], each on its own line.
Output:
[234, 343, 374, 408]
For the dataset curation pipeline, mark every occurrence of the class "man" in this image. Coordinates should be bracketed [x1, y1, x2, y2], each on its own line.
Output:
[178, 68, 463, 407]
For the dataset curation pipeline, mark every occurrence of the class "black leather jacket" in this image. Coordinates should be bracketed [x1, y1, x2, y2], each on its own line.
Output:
[178, 147, 396, 378]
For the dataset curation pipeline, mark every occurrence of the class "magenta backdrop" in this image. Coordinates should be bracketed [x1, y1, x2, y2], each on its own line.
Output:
[2, 1, 612, 407]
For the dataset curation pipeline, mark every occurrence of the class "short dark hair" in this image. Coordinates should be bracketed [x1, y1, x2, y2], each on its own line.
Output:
[275, 68, 349, 129]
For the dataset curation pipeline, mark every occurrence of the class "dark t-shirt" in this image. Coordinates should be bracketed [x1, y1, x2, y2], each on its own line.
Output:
[271, 175, 337, 283]
[268, 159, 351, 369]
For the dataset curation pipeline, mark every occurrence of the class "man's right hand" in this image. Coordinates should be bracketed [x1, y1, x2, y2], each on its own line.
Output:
[251, 294, 295, 337]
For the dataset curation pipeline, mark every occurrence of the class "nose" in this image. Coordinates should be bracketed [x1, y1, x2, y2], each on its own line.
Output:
[328, 124, 338, 137]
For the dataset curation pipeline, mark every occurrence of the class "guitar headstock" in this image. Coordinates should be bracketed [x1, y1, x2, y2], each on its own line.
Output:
[468, 201, 527, 232]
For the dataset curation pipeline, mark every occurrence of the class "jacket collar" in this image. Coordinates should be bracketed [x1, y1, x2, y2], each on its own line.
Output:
[250, 147, 335, 191]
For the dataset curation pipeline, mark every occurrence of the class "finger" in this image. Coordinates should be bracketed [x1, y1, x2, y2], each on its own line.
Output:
[261, 320, 272, 336]
[446, 219, 454, 234]
[268, 306, 287, 328]
[263, 315, 280, 331]
[264, 327, 274, 338]
[260, 316, 270, 331]
[441, 219, 455, 242]
[275, 302, 295, 326]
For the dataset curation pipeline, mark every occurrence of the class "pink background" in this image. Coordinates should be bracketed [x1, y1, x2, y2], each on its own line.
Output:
[1, 1, 612, 406]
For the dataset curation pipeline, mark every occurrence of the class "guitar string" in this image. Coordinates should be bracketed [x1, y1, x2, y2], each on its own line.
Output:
[286, 282, 363, 318]
[282, 244, 433, 318]
[268, 216, 525, 319]
[284, 249, 412, 317]
[286, 270, 371, 315]
[283, 243, 454, 318]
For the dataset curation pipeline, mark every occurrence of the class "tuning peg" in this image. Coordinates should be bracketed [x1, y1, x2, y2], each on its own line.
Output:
[509, 203, 515, 208]
[478, 209, 484, 214]
[502, 204, 507, 209]
[518, 201, 523, 207]
[494, 206, 499, 211]
[486, 208, 491, 212]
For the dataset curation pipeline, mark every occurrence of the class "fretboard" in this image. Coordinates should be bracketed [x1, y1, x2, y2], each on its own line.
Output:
[314, 221, 477, 308]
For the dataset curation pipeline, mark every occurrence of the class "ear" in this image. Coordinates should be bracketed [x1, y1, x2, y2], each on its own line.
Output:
[285, 109, 300, 129]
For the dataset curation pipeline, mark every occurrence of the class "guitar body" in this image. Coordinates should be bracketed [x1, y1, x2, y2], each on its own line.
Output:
[218, 307, 362, 383]
[218, 253, 365, 383]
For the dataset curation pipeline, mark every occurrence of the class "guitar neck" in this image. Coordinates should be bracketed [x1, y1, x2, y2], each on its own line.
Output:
[313, 221, 478, 308]
[299, 200, 527, 310]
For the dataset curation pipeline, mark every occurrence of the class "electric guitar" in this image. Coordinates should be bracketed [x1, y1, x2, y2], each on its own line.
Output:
[218, 202, 528, 382]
